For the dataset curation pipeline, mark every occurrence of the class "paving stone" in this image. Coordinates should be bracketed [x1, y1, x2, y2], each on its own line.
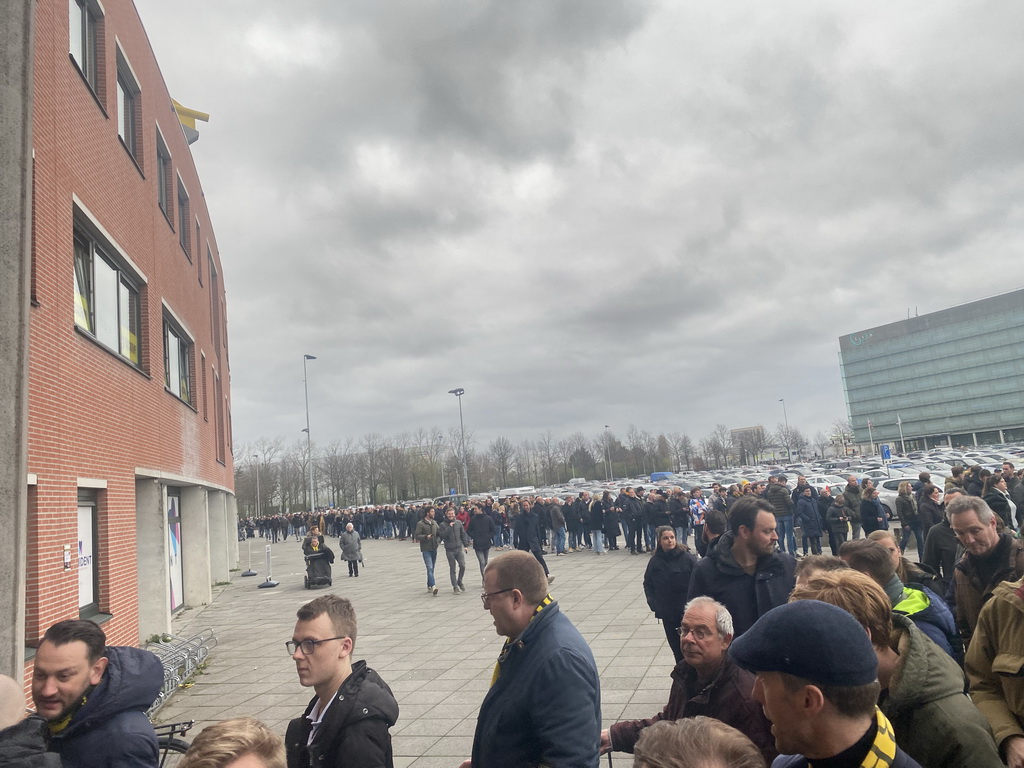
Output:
[154, 537, 674, 763]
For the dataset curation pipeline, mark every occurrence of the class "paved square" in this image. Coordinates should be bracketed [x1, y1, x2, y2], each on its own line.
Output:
[158, 538, 676, 766]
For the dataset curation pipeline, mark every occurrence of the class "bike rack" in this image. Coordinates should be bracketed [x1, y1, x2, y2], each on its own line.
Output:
[146, 629, 218, 715]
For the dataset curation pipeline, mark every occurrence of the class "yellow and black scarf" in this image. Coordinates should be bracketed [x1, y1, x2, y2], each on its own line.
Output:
[490, 594, 554, 686]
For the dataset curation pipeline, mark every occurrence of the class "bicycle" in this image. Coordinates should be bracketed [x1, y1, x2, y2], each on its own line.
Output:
[154, 720, 194, 767]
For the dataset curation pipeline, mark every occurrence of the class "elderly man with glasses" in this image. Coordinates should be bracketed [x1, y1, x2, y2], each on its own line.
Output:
[462, 550, 600, 768]
[600, 597, 775, 763]
[285, 595, 398, 768]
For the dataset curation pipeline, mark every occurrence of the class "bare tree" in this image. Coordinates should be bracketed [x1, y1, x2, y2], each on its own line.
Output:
[668, 432, 694, 471]
[488, 436, 516, 488]
[813, 431, 830, 459]
[537, 430, 557, 485]
[832, 419, 854, 457]
[744, 427, 770, 464]
[711, 424, 732, 466]
[626, 425, 646, 475]
[775, 423, 793, 463]
[789, 428, 809, 460]
[360, 433, 387, 503]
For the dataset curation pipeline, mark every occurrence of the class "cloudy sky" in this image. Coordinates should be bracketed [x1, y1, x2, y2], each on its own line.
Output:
[134, 0, 1024, 456]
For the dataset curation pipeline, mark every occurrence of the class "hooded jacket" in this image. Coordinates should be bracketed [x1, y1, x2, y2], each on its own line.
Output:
[47, 646, 162, 768]
[685, 532, 796, 637]
[884, 615, 1002, 768]
[285, 661, 398, 768]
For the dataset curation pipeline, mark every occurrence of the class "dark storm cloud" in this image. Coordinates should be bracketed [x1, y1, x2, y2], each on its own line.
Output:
[135, 0, 1024, 453]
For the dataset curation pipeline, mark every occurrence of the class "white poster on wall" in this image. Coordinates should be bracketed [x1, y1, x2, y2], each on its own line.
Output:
[77, 505, 95, 610]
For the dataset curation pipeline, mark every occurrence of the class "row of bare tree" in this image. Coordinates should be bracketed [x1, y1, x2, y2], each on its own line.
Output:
[233, 421, 853, 515]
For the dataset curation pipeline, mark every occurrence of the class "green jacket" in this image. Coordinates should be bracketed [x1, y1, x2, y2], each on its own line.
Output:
[414, 517, 439, 552]
[883, 614, 1001, 768]
[967, 577, 1024, 758]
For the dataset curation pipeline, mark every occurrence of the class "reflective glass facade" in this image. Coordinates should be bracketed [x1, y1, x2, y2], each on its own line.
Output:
[839, 289, 1024, 449]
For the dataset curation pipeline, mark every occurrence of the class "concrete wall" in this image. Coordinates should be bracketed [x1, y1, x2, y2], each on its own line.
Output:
[0, 1, 34, 677]
[136, 479, 171, 639]
[181, 486, 211, 607]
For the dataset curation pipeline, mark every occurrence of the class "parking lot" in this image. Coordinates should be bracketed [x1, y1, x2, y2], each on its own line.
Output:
[156, 537, 674, 767]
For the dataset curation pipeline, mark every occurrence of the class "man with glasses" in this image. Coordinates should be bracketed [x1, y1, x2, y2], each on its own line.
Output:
[600, 597, 775, 762]
[463, 551, 600, 768]
[285, 595, 398, 768]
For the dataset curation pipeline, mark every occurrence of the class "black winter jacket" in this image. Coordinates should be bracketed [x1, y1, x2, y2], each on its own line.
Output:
[0, 717, 60, 768]
[686, 532, 796, 637]
[286, 661, 398, 768]
[467, 513, 495, 550]
[643, 547, 698, 622]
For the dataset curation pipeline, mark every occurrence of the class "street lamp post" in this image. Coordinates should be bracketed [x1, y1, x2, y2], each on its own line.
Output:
[604, 425, 612, 480]
[779, 398, 792, 462]
[303, 354, 317, 514]
[252, 454, 261, 517]
[448, 388, 469, 495]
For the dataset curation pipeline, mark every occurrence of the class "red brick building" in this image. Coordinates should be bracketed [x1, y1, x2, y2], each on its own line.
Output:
[26, 0, 236, 656]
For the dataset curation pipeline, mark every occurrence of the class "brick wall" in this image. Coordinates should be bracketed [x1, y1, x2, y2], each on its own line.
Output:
[27, 0, 234, 651]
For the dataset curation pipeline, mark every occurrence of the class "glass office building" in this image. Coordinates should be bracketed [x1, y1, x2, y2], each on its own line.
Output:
[839, 289, 1024, 450]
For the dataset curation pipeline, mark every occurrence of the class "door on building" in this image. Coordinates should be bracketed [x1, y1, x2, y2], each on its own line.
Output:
[77, 500, 97, 616]
[167, 488, 184, 612]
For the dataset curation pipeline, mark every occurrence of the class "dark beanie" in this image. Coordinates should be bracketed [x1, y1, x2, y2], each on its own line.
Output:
[729, 600, 877, 686]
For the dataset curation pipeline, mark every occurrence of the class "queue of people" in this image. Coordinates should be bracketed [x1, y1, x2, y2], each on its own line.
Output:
[13, 482, 1024, 768]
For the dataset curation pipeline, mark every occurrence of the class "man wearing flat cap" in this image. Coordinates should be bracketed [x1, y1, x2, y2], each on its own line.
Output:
[729, 600, 922, 768]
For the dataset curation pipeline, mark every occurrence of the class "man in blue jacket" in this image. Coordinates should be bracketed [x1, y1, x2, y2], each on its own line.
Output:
[31, 620, 162, 768]
[464, 550, 600, 768]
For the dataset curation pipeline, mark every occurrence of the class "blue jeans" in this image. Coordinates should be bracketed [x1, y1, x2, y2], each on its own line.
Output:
[675, 526, 688, 548]
[899, 519, 925, 556]
[591, 530, 605, 553]
[777, 515, 797, 555]
[421, 550, 437, 587]
[554, 527, 567, 554]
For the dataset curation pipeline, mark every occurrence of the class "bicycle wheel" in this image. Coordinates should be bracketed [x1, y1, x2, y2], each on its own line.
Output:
[158, 736, 190, 768]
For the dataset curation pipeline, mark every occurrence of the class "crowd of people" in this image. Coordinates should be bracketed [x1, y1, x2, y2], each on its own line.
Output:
[12, 466, 1024, 768]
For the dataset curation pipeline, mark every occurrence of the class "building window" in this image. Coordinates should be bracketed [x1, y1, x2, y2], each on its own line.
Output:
[69, 0, 102, 94]
[116, 49, 141, 162]
[215, 372, 225, 463]
[163, 315, 193, 404]
[201, 353, 208, 420]
[157, 133, 171, 220]
[209, 255, 221, 358]
[177, 180, 190, 257]
[74, 225, 141, 365]
[77, 489, 99, 618]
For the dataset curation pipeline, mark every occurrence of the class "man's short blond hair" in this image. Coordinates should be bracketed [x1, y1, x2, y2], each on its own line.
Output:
[790, 569, 892, 648]
[633, 717, 765, 768]
[484, 550, 547, 605]
[180, 717, 285, 768]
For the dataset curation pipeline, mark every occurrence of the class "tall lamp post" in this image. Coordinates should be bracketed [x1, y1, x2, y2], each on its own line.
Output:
[303, 354, 317, 514]
[252, 454, 261, 517]
[779, 398, 792, 462]
[448, 388, 469, 495]
[604, 425, 612, 480]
